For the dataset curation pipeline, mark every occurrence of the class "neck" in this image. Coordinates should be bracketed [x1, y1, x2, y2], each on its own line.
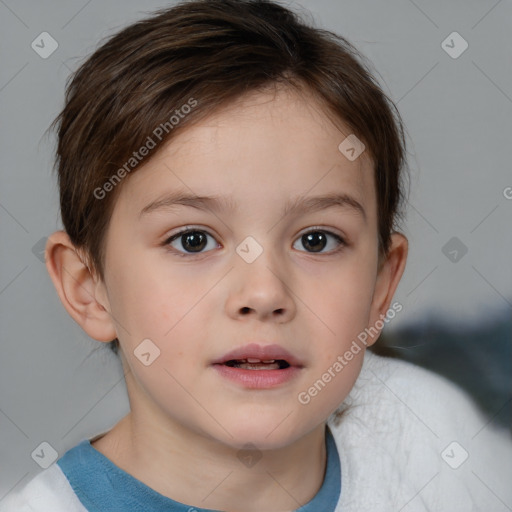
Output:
[91, 410, 328, 512]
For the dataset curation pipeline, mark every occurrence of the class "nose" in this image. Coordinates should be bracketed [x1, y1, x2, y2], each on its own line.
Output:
[225, 250, 297, 323]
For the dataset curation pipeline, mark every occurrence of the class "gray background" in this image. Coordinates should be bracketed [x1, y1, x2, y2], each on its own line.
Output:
[1, 0, 511, 500]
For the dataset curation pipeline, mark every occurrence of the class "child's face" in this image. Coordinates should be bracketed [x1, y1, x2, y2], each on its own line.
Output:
[96, 86, 402, 449]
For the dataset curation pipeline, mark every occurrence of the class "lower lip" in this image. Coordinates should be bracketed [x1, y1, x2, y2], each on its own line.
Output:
[212, 364, 302, 389]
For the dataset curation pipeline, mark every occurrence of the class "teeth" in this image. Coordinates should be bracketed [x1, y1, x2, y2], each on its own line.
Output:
[238, 362, 280, 370]
[246, 358, 276, 363]
[222, 358, 289, 370]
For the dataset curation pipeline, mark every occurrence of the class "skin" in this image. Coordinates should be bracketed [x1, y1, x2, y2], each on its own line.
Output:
[46, 85, 407, 512]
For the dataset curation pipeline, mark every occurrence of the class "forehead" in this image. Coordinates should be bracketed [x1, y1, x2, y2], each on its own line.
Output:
[116, 86, 376, 220]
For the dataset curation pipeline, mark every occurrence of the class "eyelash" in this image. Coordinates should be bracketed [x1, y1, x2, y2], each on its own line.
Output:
[163, 226, 347, 257]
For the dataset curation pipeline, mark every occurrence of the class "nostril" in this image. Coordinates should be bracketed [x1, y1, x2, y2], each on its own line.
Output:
[240, 307, 251, 315]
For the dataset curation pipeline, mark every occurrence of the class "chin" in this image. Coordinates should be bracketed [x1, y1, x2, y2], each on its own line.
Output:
[211, 415, 309, 451]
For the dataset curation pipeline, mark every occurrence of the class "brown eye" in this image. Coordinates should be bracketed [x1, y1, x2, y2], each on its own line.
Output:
[293, 230, 345, 254]
[167, 229, 217, 254]
[302, 232, 327, 252]
[181, 231, 207, 252]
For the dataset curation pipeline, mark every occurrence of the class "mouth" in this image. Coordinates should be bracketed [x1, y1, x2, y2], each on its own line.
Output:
[212, 343, 304, 369]
[222, 358, 291, 370]
[211, 343, 304, 388]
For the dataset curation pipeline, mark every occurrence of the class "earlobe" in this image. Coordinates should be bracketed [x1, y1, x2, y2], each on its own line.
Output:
[45, 230, 117, 342]
[367, 232, 408, 346]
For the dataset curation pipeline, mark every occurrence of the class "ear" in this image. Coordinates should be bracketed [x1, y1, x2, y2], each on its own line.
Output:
[45, 230, 117, 342]
[366, 232, 408, 346]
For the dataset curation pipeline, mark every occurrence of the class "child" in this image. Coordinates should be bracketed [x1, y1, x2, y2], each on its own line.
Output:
[2, 1, 511, 510]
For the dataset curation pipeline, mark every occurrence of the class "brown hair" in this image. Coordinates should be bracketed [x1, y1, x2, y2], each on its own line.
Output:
[49, 0, 408, 354]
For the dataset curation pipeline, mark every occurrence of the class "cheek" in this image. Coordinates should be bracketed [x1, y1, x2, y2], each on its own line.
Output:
[113, 273, 219, 386]
[302, 260, 376, 347]
[296, 347, 364, 424]
[107, 246, 196, 324]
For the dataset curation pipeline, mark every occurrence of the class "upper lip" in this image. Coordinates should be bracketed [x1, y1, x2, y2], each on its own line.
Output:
[212, 343, 304, 367]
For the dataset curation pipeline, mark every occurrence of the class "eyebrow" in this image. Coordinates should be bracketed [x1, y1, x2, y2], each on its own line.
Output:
[139, 190, 366, 222]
